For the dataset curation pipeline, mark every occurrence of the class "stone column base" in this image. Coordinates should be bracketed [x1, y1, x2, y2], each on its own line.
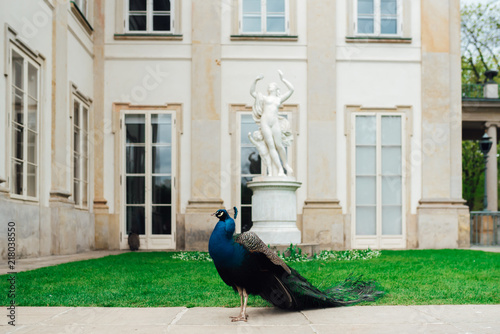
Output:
[94, 198, 119, 250]
[302, 199, 345, 249]
[417, 199, 470, 249]
[247, 177, 302, 245]
[184, 199, 224, 251]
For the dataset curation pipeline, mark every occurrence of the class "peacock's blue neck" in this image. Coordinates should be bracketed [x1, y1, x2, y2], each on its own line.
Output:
[209, 218, 246, 268]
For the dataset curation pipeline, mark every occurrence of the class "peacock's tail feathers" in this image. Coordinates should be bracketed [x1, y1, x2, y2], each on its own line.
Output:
[323, 273, 385, 305]
[272, 268, 384, 310]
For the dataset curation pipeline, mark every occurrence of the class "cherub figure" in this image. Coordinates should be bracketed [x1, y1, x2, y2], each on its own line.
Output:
[248, 130, 279, 176]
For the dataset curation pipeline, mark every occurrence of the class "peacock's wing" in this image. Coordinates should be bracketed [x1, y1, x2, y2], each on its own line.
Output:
[235, 232, 291, 275]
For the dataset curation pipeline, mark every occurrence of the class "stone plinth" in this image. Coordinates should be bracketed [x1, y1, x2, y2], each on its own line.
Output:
[247, 177, 302, 245]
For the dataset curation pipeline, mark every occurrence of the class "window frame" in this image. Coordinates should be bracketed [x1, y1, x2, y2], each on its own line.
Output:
[350, 110, 407, 249]
[72, 95, 90, 209]
[8, 44, 41, 201]
[125, 0, 175, 34]
[238, 0, 290, 35]
[119, 109, 177, 250]
[74, 0, 88, 17]
[353, 0, 402, 37]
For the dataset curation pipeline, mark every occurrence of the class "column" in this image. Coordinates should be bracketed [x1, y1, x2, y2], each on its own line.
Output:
[184, 0, 223, 250]
[485, 123, 498, 211]
[302, 0, 344, 249]
[417, 0, 469, 248]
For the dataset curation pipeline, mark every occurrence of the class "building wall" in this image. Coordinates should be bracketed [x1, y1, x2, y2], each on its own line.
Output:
[0, 0, 469, 258]
[0, 0, 95, 258]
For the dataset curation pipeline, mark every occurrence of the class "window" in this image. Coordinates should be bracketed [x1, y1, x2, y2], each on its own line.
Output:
[74, 0, 88, 17]
[73, 97, 89, 208]
[127, 0, 173, 33]
[240, 114, 262, 232]
[240, 0, 288, 34]
[352, 113, 405, 248]
[355, 0, 400, 36]
[10, 46, 40, 199]
[123, 112, 174, 237]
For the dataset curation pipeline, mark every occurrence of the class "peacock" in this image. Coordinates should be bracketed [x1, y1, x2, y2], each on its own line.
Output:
[208, 208, 384, 322]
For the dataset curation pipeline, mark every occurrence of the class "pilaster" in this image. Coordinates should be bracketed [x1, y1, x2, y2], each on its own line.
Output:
[50, 1, 70, 197]
[93, 0, 118, 249]
[303, 0, 343, 248]
[418, 0, 469, 248]
[184, 0, 223, 250]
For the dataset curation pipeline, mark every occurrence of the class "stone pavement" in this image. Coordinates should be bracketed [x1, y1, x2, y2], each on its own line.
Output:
[1, 305, 499, 333]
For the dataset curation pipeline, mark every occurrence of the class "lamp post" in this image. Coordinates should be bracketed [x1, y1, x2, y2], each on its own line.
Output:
[479, 132, 493, 211]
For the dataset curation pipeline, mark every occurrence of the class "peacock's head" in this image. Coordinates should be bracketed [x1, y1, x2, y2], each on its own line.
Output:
[212, 209, 228, 220]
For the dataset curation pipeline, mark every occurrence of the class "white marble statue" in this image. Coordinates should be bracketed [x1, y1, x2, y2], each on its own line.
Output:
[249, 70, 294, 177]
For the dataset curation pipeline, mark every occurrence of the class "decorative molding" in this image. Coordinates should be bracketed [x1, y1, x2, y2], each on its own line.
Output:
[186, 199, 225, 213]
[4, 24, 46, 67]
[346, 36, 412, 44]
[230, 35, 298, 42]
[70, 82, 93, 104]
[113, 34, 183, 41]
[0, 177, 8, 194]
[418, 198, 469, 210]
[303, 199, 343, 210]
[70, 1, 93, 35]
[50, 189, 72, 203]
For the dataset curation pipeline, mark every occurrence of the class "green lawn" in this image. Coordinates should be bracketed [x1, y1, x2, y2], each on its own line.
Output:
[1, 249, 499, 307]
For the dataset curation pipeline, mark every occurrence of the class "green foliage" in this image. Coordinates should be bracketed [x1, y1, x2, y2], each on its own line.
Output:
[172, 251, 212, 262]
[0, 250, 498, 307]
[276, 244, 381, 263]
[312, 249, 381, 262]
[461, 0, 500, 84]
[462, 140, 485, 210]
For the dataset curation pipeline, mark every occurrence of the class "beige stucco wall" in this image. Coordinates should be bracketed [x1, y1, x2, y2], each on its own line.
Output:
[0, 1, 95, 259]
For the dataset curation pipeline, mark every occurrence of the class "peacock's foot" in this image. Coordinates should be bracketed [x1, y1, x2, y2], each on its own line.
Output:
[230, 314, 248, 322]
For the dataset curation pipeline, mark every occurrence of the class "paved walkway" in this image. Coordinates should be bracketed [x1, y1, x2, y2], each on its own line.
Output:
[1, 305, 499, 333]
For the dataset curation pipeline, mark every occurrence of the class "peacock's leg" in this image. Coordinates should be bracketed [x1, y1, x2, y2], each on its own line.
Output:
[242, 288, 249, 320]
[230, 286, 248, 322]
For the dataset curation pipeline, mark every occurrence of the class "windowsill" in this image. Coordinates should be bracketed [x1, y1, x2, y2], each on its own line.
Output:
[114, 33, 183, 41]
[9, 194, 39, 204]
[231, 35, 298, 42]
[346, 36, 412, 44]
[70, 1, 93, 35]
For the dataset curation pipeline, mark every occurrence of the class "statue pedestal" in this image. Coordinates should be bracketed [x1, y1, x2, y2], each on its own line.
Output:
[247, 176, 302, 245]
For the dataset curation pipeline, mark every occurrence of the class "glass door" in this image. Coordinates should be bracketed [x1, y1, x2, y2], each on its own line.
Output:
[123, 111, 175, 249]
[353, 113, 405, 249]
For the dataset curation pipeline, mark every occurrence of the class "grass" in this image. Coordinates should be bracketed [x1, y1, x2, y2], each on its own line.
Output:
[0, 249, 499, 307]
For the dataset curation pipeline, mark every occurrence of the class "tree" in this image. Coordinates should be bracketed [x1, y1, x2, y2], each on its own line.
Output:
[461, 0, 500, 84]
